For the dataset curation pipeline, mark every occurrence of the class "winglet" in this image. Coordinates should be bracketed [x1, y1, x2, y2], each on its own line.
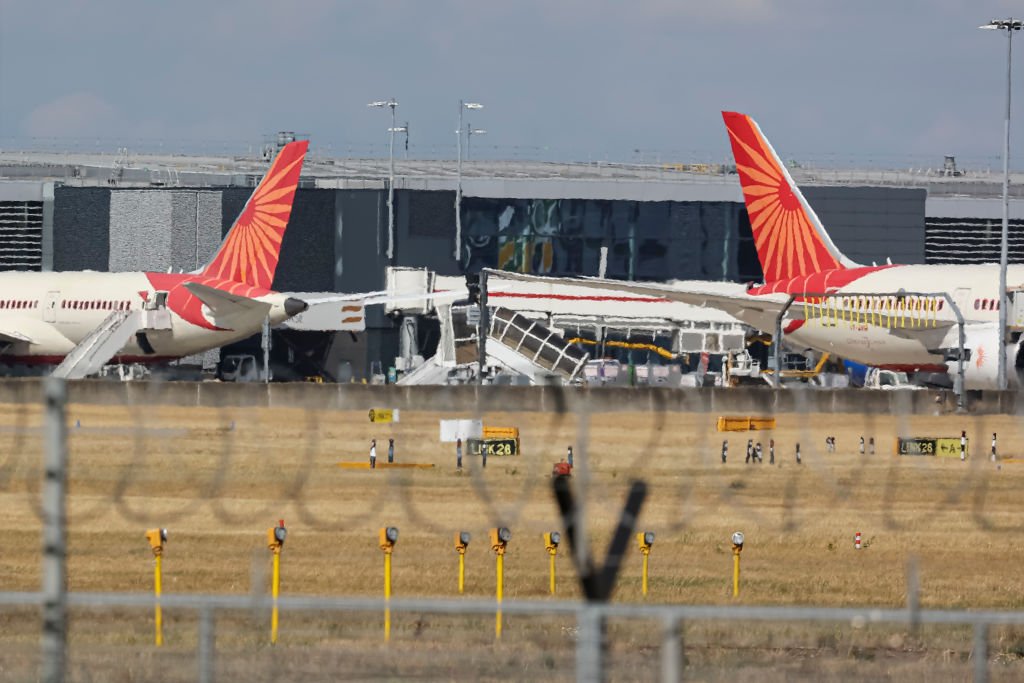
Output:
[199, 140, 309, 289]
[722, 112, 857, 282]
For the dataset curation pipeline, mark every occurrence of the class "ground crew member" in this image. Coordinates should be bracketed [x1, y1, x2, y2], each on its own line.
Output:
[456, 438, 463, 470]
[388, 438, 395, 464]
[769, 439, 775, 465]
[721, 440, 728, 464]
[960, 430, 967, 462]
[796, 442, 802, 464]
[869, 437, 875, 455]
[992, 432, 998, 462]
[746, 439, 753, 464]
[370, 439, 377, 469]
[859, 436, 865, 455]
[567, 445, 574, 467]
[754, 442, 763, 463]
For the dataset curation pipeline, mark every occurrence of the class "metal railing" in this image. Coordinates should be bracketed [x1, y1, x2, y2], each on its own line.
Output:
[2, 589, 1020, 682]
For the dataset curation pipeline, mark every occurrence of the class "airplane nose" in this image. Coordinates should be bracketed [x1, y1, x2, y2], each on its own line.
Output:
[284, 297, 308, 317]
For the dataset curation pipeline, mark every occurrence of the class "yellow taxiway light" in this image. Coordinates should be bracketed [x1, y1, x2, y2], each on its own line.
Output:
[636, 531, 654, 596]
[731, 531, 744, 598]
[544, 532, 561, 595]
[266, 520, 287, 644]
[454, 531, 470, 595]
[380, 526, 399, 641]
[144, 528, 167, 646]
[490, 527, 511, 638]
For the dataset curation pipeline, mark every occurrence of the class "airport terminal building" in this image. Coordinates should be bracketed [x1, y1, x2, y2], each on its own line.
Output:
[1, 145, 1023, 379]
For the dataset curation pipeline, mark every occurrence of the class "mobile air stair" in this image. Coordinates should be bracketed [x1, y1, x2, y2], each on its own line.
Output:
[52, 303, 172, 380]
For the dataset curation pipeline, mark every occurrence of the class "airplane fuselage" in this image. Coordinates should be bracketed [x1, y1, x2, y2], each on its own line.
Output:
[738, 263, 1024, 371]
[0, 270, 296, 363]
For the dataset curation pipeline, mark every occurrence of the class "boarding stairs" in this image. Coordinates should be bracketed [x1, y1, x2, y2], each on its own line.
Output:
[486, 307, 588, 382]
[398, 305, 588, 385]
[52, 308, 172, 380]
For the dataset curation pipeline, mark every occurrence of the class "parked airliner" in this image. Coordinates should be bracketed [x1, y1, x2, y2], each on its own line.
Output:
[488, 112, 1024, 389]
[0, 140, 312, 366]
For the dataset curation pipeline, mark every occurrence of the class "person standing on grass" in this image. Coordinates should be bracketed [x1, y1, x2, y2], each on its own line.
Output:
[370, 439, 377, 469]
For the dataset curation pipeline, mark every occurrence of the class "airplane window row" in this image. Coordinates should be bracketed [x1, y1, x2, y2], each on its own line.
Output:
[61, 300, 132, 311]
[0, 300, 39, 310]
[834, 297, 944, 311]
[975, 299, 999, 311]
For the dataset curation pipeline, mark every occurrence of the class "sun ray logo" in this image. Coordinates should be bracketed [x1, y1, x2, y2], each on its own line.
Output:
[200, 140, 308, 289]
[976, 345, 986, 369]
[722, 112, 842, 283]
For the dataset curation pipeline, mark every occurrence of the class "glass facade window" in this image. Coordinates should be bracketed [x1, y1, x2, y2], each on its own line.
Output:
[462, 197, 762, 283]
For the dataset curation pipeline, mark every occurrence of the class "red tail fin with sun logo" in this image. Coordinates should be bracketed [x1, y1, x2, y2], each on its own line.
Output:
[199, 139, 309, 289]
[722, 112, 856, 283]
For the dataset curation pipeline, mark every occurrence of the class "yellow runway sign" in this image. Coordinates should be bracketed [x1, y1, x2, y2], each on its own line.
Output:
[368, 409, 399, 423]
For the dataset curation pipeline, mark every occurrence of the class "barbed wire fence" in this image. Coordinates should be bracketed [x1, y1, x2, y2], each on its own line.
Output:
[1, 377, 1024, 681]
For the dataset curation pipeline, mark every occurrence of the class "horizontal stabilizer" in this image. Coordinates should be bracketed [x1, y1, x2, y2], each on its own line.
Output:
[184, 282, 271, 330]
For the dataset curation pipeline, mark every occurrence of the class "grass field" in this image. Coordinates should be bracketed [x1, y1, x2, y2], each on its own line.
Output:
[1, 397, 1023, 680]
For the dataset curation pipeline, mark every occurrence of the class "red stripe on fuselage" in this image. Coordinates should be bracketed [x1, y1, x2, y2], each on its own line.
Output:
[144, 273, 274, 330]
[488, 291, 668, 303]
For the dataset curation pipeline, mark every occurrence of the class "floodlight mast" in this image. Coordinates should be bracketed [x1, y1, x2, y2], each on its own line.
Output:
[455, 100, 483, 260]
[979, 18, 1022, 390]
[368, 98, 400, 261]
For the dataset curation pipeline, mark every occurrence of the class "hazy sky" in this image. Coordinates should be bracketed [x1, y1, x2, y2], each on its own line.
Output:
[1, 0, 1022, 168]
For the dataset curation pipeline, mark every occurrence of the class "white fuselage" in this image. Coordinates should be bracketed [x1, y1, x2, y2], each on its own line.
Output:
[729, 263, 1024, 368]
[0, 271, 295, 362]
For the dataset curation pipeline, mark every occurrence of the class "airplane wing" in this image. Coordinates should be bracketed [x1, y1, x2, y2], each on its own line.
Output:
[184, 282, 272, 330]
[279, 291, 470, 333]
[0, 327, 36, 345]
[482, 269, 781, 329]
[299, 291, 466, 307]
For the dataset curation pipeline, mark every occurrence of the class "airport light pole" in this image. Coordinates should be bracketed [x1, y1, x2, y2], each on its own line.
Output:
[980, 18, 1022, 391]
[368, 99, 404, 262]
[455, 100, 483, 261]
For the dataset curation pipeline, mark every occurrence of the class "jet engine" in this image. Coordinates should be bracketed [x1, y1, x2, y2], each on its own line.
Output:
[939, 323, 1023, 390]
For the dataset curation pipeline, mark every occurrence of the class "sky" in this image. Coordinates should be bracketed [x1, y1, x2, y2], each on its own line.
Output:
[1, 0, 1023, 168]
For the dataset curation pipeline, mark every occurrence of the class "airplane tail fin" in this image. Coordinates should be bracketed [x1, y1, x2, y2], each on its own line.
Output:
[722, 112, 857, 282]
[199, 139, 309, 289]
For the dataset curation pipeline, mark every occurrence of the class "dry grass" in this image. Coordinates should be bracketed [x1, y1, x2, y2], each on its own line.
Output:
[1, 397, 1023, 680]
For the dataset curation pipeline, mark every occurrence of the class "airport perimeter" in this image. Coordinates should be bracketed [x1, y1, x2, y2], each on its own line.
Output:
[2, 380, 1024, 681]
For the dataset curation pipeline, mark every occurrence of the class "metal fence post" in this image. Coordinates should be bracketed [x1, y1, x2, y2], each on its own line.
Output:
[41, 377, 68, 683]
[973, 623, 988, 683]
[661, 615, 682, 683]
[576, 603, 604, 683]
[198, 605, 215, 683]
